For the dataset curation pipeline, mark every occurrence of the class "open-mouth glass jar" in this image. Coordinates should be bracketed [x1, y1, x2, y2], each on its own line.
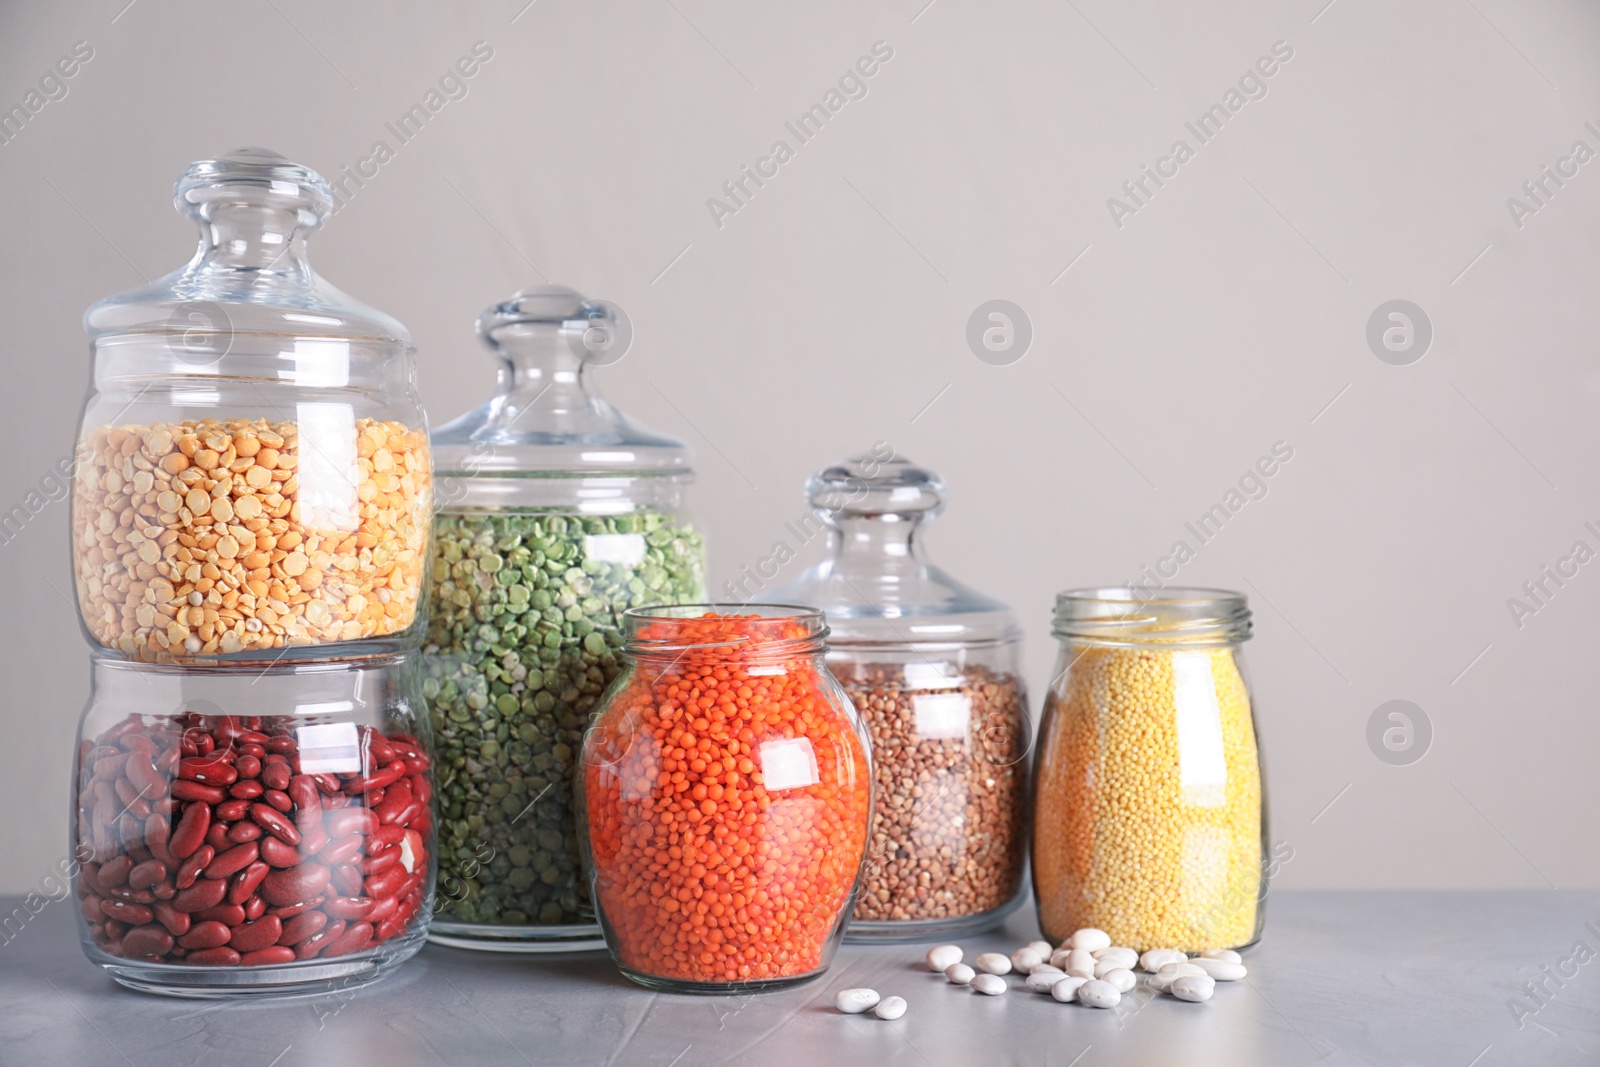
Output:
[71, 148, 432, 665]
[71, 653, 436, 998]
[1032, 588, 1267, 952]
[423, 287, 706, 951]
[578, 606, 871, 992]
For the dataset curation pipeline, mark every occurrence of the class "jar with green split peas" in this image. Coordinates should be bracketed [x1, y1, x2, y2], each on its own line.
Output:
[422, 286, 706, 951]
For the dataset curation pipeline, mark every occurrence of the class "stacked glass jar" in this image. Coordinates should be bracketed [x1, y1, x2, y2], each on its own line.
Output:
[67, 149, 437, 996]
[761, 453, 1030, 939]
[422, 286, 707, 951]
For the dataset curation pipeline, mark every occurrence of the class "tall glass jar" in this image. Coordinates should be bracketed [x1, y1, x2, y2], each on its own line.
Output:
[71, 654, 436, 997]
[761, 453, 1029, 940]
[71, 148, 432, 665]
[1033, 588, 1266, 952]
[578, 606, 871, 993]
[423, 287, 706, 951]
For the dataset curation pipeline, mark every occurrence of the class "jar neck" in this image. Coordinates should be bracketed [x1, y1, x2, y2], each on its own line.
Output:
[623, 606, 828, 660]
[189, 201, 315, 276]
[1052, 587, 1251, 648]
[827, 514, 927, 577]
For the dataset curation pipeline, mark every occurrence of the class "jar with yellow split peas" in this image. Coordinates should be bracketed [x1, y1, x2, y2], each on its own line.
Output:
[71, 149, 432, 664]
[1032, 588, 1267, 953]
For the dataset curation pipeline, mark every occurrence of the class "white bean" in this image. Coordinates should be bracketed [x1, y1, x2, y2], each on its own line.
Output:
[1093, 946, 1139, 970]
[835, 988, 880, 1014]
[944, 963, 975, 985]
[1190, 958, 1247, 981]
[925, 945, 963, 972]
[975, 953, 1012, 976]
[1010, 947, 1046, 972]
[1064, 949, 1096, 979]
[1049, 948, 1075, 970]
[1050, 976, 1089, 1003]
[1101, 967, 1137, 993]
[1139, 948, 1187, 973]
[1156, 962, 1207, 980]
[1070, 928, 1112, 953]
[1028, 961, 1062, 975]
[1170, 975, 1216, 1003]
[1201, 948, 1242, 964]
[971, 974, 1008, 996]
[874, 996, 908, 1020]
[1025, 940, 1053, 957]
[1025, 968, 1068, 993]
[1077, 979, 1121, 1009]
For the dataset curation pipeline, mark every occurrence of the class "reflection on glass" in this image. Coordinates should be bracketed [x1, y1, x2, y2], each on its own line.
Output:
[759, 736, 820, 791]
[1172, 651, 1227, 807]
[295, 400, 358, 531]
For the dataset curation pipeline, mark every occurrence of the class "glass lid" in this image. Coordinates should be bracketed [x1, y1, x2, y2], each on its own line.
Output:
[760, 453, 1020, 650]
[84, 147, 410, 362]
[430, 285, 691, 477]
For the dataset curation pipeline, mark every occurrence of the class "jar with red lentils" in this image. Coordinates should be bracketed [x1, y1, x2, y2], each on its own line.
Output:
[578, 606, 872, 993]
[71, 148, 432, 665]
[760, 454, 1030, 941]
[1032, 588, 1268, 953]
[71, 654, 436, 996]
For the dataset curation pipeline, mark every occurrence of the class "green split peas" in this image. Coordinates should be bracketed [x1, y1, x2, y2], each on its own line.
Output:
[424, 510, 705, 928]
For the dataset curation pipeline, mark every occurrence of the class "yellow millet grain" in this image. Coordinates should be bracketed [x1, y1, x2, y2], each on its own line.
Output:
[72, 417, 431, 661]
[1032, 645, 1261, 951]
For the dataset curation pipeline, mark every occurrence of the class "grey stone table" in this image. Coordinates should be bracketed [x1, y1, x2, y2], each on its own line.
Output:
[3, 891, 1597, 1067]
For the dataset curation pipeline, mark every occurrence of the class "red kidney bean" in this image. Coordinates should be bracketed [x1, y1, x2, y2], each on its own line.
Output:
[344, 761, 405, 795]
[241, 947, 296, 966]
[178, 921, 232, 950]
[228, 780, 264, 801]
[374, 914, 408, 943]
[205, 822, 233, 852]
[280, 910, 328, 945]
[98, 854, 134, 888]
[228, 861, 271, 907]
[318, 834, 364, 867]
[127, 860, 168, 890]
[261, 763, 291, 792]
[264, 789, 293, 813]
[106, 885, 156, 904]
[295, 919, 344, 960]
[124, 754, 165, 798]
[102, 918, 129, 942]
[178, 757, 237, 787]
[364, 788, 385, 807]
[170, 780, 226, 805]
[288, 775, 318, 810]
[243, 895, 267, 921]
[322, 896, 374, 921]
[322, 922, 374, 959]
[168, 802, 210, 860]
[237, 731, 269, 746]
[143, 813, 173, 866]
[214, 798, 251, 822]
[173, 877, 228, 913]
[175, 846, 213, 890]
[261, 863, 330, 907]
[360, 850, 399, 878]
[152, 901, 190, 937]
[325, 808, 376, 839]
[186, 947, 242, 966]
[80, 897, 104, 923]
[101, 899, 154, 925]
[257, 837, 301, 868]
[267, 896, 321, 920]
[121, 924, 176, 957]
[113, 777, 142, 808]
[203, 843, 259, 881]
[234, 755, 261, 780]
[312, 773, 342, 794]
[227, 821, 263, 844]
[238, 744, 265, 760]
[265, 735, 295, 754]
[193, 903, 246, 927]
[411, 775, 432, 807]
[366, 736, 397, 765]
[373, 782, 412, 826]
[249, 804, 301, 846]
[370, 824, 405, 848]
[331, 864, 362, 898]
[228, 915, 282, 953]
[151, 880, 177, 901]
[364, 895, 399, 925]
[93, 751, 128, 779]
[364, 865, 407, 900]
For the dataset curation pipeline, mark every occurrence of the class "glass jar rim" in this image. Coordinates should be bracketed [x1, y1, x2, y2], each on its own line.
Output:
[622, 603, 827, 655]
[1052, 586, 1251, 646]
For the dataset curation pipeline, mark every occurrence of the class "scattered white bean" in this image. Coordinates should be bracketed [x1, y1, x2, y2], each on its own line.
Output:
[1025, 968, 1068, 993]
[944, 963, 975, 985]
[1140, 948, 1188, 973]
[1190, 958, 1247, 981]
[1101, 967, 1137, 994]
[975, 953, 1013, 976]
[1093, 946, 1139, 970]
[1050, 976, 1089, 1003]
[926, 945, 963, 972]
[835, 988, 880, 1014]
[971, 974, 1008, 996]
[874, 996, 908, 1020]
[1025, 940, 1053, 957]
[1069, 928, 1112, 953]
[1077, 979, 1121, 1009]
[1201, 948, 1242, 964]
[1149, 961, 1206, 993]
[1170, 975, 1216, 1003]
[1063, 949, 1096, 979]
[1011, 947, 1046, 972]
[1028, 961, 1062, 975]
[1049, 948, 1074, 970]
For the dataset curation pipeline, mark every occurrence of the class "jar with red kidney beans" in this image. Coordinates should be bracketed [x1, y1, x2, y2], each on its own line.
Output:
[71, 654, 436, 997]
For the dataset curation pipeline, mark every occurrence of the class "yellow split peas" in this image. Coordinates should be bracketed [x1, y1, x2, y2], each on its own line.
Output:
[1033, 645, 1262, 951]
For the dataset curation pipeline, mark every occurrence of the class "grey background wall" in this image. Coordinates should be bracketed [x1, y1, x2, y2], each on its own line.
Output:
[2, 0, 1596, 895]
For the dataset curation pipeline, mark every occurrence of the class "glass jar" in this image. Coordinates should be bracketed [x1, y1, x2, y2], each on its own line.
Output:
[423, 286, 706, 951]
[760, 453, 1029, 940]
[71, 654, 436, 997]
[578, 606, 871, 992]
[1033, 588, 1266, 952]
[71, 148, 432, 665]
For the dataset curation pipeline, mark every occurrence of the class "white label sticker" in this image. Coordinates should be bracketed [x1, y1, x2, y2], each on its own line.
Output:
[913, 692, 972, 739]
[584, 533, 647, 567]
[295, 720, 362, 774]
[758, 737, 820, 792]
[295, 402, 359, 532]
